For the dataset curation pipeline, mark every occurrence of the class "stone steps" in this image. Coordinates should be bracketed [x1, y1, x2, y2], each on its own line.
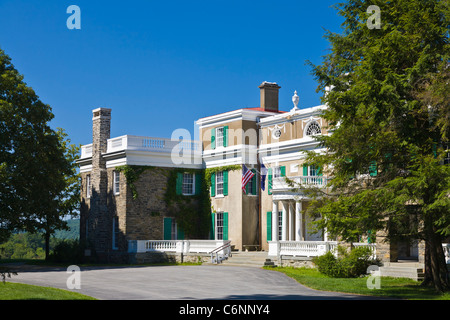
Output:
[208, 251, 276, 268]
[379, 262, 425, 281]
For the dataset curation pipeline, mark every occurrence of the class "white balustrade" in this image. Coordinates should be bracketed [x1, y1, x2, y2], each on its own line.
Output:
[268, 241, 380, 259]
[128, 240, 229, 255]
[352, 242, 377, 260]
[272, 176, 328, 192]
[268, 241, 338, 257]
[107, 135, 200, 154]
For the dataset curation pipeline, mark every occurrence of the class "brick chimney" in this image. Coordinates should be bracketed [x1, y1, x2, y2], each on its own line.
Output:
[259, 81, 281, 112]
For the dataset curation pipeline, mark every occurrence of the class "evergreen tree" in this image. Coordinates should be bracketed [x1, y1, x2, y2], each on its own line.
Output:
[304, 0, 449, 292]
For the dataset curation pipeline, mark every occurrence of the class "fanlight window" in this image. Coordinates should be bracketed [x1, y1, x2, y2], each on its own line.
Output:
[306, 121, 321, 136]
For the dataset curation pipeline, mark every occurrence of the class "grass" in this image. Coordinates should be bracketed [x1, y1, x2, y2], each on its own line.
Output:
[0, 282, 96, 300]
[265, 266, 450, 300]
[0, 258, 199, 300]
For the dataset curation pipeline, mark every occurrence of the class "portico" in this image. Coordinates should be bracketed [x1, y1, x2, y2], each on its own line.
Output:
[270, 198, 325, 243]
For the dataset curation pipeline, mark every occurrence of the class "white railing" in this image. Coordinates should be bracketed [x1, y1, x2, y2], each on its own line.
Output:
[80, 135, 201, 159]
[210, 240, 232, 264]
[272, 176, 328, 192]
[269, 241, 378, 259]
[353, 242, 377, 260]
[107, 135, 201, 154]
[268, 241, 338, 257]
[128, 240, 229, 255]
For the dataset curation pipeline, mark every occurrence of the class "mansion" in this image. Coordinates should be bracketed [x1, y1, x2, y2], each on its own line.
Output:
[77, 81, 434, 266]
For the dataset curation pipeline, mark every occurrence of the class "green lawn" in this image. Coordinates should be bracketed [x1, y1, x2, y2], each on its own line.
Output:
[265, 266, 450, 300]
[0, 282, 96, 300]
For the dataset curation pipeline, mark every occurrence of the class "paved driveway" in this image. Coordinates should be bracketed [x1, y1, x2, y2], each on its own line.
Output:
[7, 264, 377, 300]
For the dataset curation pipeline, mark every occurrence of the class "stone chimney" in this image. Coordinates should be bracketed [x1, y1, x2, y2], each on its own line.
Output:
[92, 108, 111, 168]
[89, 107, 111, 258]
[259, 81, 281, 112]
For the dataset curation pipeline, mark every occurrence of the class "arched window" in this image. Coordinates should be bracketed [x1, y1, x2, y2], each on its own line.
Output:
[306, 121, 321, 136]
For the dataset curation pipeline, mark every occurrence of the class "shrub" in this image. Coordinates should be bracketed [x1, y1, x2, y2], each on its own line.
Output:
[48, 239, 84, 264]
[312, 245, 380, 278]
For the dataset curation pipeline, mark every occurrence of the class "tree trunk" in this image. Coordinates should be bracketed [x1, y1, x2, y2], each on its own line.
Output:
[421, 220, 449, 292]
[44, 231, 50, 261]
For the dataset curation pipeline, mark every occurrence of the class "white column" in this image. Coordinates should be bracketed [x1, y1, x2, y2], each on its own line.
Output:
[289, 202, 294, 241]
[295, 201, 303, 241]
[272, 201, 278, 241]
[281, 201, 288, 241]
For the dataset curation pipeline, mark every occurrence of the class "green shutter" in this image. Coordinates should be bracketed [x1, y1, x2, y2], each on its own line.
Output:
[317, 166, 323, 176]
[211, 128, 216, 150]
[223, 126, 228, 147]
[223, 212, 229, 241]
[176, 172, 183, 195]
[210, 172, 216, 197]
[267, 212, 272, 242]
[251, 169, 257, 195]
[177, 225, 185, 240]
[163, 218, 172, 240]
[223, 170, 228, 196]
[195, 173, 201, 195]
[432, 143, 437, 158]
[280, 166, 286, 177]
[369, 161, 377, 177]
[268, 168, 273, 195]
[303, 165, 308, 176]
[210, 212, 215, 240]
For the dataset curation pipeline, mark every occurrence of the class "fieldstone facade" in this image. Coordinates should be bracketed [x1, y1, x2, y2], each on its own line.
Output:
[79, 108, 205, 262]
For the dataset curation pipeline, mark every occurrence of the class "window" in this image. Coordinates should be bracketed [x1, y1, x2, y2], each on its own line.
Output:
[278, 211, 283, 241]
[216, 212, 224, 240]
[273, 167, 281, 178]
[211, 126, 228, 149]
[216, 171, 224, 196]
[306, 121, 321, 136]
[245, 169, 257, 195]
[86, 175, 91, 198]
[216, 127, 224, 148]
[182, 173, 194, 195]
[246, 174, 254, 194]
[309, 165, 318, 177]
[113, 171, 120, 195]
[112, 216, 119, 250]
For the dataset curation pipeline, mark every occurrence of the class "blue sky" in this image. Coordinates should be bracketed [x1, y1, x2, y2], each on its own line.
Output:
[0, 0, 345, 147]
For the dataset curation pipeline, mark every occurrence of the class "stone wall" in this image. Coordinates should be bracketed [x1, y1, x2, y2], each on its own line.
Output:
[130, 252, 211, 264]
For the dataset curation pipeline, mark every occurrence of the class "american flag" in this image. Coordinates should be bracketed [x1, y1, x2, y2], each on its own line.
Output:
[242, 164, 255, 193]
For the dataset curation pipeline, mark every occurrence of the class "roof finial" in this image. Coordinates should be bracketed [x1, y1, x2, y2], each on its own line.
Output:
[291, 90, 299, 111]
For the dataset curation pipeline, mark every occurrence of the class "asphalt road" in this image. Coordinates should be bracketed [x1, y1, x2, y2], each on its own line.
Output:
[6, 264, 379, 300]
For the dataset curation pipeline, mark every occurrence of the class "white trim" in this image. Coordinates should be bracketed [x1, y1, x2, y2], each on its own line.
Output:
[258, 105, 326, 127]
[196, 108, 279, 129]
